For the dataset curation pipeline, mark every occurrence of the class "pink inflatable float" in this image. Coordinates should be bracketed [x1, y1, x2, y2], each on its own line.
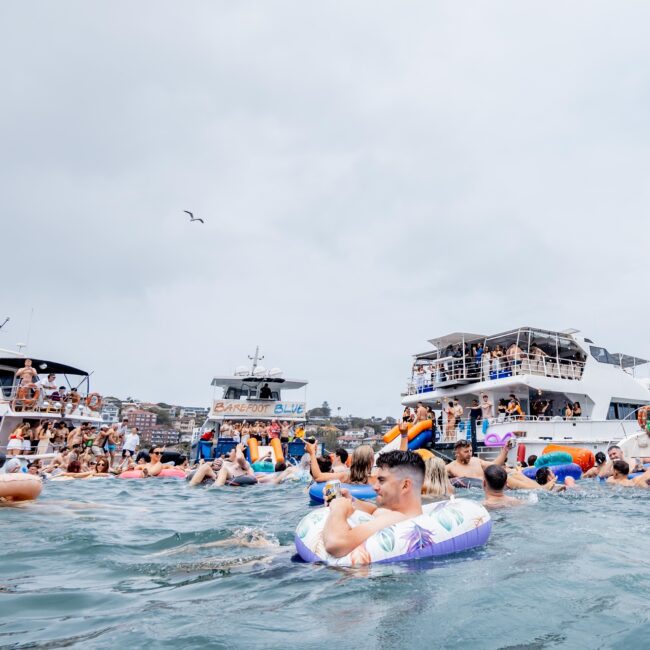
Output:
[483, 432, 513, 447]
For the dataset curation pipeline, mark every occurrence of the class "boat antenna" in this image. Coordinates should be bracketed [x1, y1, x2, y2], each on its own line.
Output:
[248, 345, 264, 374]
[0, 316, 9, 332]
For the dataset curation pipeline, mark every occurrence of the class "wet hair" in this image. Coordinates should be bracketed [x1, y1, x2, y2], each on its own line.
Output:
[613, 460, 629, 476]
[348, 445, 375, 484]
[334, 448, 348, 464]
[316, 456, 332, 473]
[595, 451, 607, 465]
[527, 455, 538, 466]
[274, 461, 287, 472]
[422, 457, 452, 498]
[484, 465, 508, 490]
[376, 450, 425, 489]
[535, 467, 552, 485]
[454, 439, 471, 450]
[67, 460, 82, 474]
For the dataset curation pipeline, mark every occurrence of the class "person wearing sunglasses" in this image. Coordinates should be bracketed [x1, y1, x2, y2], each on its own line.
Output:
[141, 447, 165, 477]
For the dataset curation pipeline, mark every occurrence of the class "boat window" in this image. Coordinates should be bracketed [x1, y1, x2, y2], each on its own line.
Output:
[224, 387, 250, 400]
[607, 401, 643, 420]
[589, 346, 617, 365]
[0, 369, 14, 398]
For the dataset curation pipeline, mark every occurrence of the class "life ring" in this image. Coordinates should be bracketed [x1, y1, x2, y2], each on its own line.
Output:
[308, 482, 377, 504]
[638, 406, 650, 431]
[522, 463, 582, 484]
[0, 474, 42, 501]
[295, 498, 492, 566]
[534, 452, 574, 468]
[118, 470, 145, 479]
[85, 393, 103, 411]
[11, 386, 40, 411]
[158, 468, 186, 479]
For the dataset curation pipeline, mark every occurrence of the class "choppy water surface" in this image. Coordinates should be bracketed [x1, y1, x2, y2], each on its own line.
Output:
[2, 479, 650, 649]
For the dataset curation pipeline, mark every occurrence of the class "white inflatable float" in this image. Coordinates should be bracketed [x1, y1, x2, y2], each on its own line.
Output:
[295, 497, 492, 566]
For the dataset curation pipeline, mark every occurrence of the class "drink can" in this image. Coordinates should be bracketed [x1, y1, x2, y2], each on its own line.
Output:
[323, 479, 342, 504]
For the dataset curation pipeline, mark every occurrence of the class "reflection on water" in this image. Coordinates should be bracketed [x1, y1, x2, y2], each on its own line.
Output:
[2, 479, 650, 648]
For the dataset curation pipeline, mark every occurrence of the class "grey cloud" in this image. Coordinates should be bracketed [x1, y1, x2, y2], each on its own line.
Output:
[1, 1, 649, 415]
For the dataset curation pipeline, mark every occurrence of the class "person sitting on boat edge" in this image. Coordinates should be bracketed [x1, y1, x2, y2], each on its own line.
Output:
[322, 450, 425, 559]
[188, 443, 257, 487]
[305, 442, 374, 486]
[446, 438, 512, 488]
[483, 465, 522, 509]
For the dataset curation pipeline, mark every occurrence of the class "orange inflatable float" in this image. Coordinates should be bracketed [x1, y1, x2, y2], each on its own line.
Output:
[248, 438, 260, 463]
[270, 438, 285, 464]
[0, 474, 42, 501]
[383, 419, 433, 444]
[542, 444, 594, 472]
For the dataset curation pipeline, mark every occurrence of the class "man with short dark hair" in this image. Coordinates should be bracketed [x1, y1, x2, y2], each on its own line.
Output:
[322, 450, 425, 558]
[584, 445, 636, 479]
[333, 448, 348, 472]
[483, 465, 522, 508]
[446, 438, 512, 488]
[607, 460, 633, 486]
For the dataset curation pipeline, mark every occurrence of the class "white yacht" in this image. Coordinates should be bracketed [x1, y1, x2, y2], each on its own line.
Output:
[0, 347, 104, 456]
[193, 347, 309, 459]
[402, 327, 650, 458]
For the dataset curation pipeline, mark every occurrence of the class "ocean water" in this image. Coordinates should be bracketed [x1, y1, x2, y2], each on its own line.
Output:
[2, 478, 650, 649]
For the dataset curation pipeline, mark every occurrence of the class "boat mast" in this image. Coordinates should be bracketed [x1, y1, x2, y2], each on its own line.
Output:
[248, 346, 264, 374]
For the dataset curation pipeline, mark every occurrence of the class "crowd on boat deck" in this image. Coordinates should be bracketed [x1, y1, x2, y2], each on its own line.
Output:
[402, 394, 586, 444]
[202, 420, 306, 445]
[413, 341, 588, 386]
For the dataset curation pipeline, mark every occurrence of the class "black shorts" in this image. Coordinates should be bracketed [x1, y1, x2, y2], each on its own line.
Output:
[122, 449, 135, 458]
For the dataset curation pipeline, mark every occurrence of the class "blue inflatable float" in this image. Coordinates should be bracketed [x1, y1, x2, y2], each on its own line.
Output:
[408, 428, 432, 451]
[523, 463, 582, 484]
[309, 482, 376, 504]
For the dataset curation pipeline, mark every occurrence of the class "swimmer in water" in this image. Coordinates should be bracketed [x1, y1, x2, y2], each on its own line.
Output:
[482, 465, 523, 509]
[606, 460, 646, 488]
[446, 438, 513, 488]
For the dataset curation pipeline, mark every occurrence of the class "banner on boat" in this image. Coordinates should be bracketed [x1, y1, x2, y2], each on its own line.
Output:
[210, 399, 306, 419]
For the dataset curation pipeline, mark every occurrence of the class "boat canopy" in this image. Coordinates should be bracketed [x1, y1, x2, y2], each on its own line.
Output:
[211, 376, 308, 390]
[0, 357, 89, 376]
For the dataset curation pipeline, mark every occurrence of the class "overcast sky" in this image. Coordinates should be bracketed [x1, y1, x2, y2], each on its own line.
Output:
[2, 1, 649, 417]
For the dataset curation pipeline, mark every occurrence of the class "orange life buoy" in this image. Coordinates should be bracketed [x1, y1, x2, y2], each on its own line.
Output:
[85, 393, 103, 411]
[637, 406, 649, 430]
[12, 386, 39, 410]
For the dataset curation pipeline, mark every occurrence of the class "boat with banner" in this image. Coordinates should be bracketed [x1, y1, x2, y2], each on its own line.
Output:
[401, 327, 650, 460]
[192, 347, 311, 464]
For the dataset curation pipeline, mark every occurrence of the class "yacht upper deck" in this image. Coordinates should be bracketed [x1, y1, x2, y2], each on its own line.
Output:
[406, 327, 648, 395]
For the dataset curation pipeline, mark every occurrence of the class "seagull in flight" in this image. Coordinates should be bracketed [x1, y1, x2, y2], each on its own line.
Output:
[183, 210, 204, 224]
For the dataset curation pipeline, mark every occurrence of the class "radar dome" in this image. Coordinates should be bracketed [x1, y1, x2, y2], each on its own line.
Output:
[235, 365, 249, 376]
[269, 368, 283, 377]
[253, 365, 267, 377]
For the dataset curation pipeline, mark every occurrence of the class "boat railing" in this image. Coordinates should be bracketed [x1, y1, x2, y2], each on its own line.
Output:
[407, 352, 586, 394]
[0, 384, 103, 417]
